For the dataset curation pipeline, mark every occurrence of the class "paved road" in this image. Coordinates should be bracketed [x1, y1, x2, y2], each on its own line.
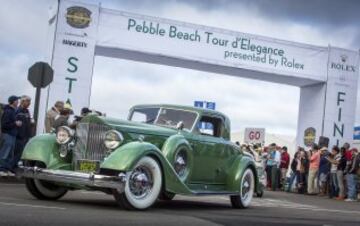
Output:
[0, 181, 359, 226]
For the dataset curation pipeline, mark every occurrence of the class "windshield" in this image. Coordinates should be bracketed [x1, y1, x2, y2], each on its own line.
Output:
[129, 107, 198, 130]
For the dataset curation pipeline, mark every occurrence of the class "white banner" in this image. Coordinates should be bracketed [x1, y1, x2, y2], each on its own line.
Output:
[244, 128, 265, 144]
[322, 47, 360, 147]
[97, 10, 328, 82]
[47, 0, 99, 118]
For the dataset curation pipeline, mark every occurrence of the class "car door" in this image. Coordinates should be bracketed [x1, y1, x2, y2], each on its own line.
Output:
[189, 114, 229, 185]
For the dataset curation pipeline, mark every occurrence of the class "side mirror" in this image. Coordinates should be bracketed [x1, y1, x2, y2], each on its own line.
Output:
[176, 121, 184, 131]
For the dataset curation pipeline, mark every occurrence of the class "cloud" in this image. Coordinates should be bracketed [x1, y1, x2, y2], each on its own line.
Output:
[0, 0, 56, 54]
[0, 53, 35, 104]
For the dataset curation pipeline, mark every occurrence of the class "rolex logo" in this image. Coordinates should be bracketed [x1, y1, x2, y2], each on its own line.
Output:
[340, 54, 347, 63]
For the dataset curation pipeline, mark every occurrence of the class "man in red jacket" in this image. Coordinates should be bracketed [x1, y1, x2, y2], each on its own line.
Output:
[280, 146, 290, 189]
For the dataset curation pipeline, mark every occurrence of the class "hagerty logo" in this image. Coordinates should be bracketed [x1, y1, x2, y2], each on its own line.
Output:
[66, 6, 91, 29]
[304, 127, 316, 147]
[62, 39, 87, 48]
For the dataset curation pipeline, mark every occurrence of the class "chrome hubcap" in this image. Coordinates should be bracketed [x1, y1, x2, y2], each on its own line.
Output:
[241, 174, 251, 200]
[129, 166, 153, 199]
[174, 150, 187, 178]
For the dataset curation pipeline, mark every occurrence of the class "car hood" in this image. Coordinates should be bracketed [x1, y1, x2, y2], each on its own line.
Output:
[82, 115, 181, 137]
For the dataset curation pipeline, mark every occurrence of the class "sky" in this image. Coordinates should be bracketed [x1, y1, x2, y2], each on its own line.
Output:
[0, 0, 359, 137]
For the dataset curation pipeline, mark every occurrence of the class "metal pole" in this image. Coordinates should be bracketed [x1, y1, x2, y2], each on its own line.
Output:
[33, 87, 41, 132]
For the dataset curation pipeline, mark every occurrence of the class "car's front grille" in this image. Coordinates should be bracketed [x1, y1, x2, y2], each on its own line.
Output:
[73, 123, 111, 169]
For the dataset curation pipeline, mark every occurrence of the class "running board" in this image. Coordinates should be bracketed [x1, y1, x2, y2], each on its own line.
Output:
[192, 191, 238, 196]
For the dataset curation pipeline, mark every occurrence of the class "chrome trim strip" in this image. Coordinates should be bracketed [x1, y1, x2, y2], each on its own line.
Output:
[18, 166, 126, 192]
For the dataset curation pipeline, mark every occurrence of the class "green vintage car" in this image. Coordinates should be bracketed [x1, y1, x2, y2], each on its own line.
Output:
[19, 104, 261, 210]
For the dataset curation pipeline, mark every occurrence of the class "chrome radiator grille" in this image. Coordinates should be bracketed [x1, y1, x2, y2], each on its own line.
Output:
[73, 123, 111, 166]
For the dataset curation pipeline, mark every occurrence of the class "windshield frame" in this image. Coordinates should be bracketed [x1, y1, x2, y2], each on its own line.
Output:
[128, 106, 200, 132]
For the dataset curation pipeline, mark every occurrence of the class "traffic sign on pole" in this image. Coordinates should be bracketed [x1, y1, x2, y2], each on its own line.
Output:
[27, 62, 54, 133]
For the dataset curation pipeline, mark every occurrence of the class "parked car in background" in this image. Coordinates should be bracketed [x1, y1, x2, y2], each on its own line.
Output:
[18, 104, 262, 210]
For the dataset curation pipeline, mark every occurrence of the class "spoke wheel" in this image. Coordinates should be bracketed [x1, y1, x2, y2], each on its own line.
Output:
[113, 156, 162, 210]
[230, 168, 255, 209]
[174, 149, 188, 179]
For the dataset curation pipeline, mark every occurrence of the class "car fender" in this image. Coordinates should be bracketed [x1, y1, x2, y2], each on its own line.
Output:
[226, 154, 260, 193]
[161, 134, 193, 182]
[21, 134, 71, 170]
[100, 141, 193, 195]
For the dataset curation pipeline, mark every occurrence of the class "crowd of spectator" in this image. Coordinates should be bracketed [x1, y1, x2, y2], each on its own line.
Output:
[0, 96, 101, 177]
[0, 95, 33, 176]
[287, 143, 360, 202]
[242, 142, 360, 202]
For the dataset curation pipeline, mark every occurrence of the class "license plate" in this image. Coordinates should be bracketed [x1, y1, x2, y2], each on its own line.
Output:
[77, 160, 100, 173]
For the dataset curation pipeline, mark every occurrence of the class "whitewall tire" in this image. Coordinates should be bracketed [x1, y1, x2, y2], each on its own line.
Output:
[230, 168, 255, 208]
[113, 156, 162, 210]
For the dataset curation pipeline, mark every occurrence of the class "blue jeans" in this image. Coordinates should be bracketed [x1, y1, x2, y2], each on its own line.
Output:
[0, 133, 16, 171]
[286, 171, 296, 192]
[346, 174, 357, 200]
[9, 138, 28, 170]
[330, 172, 339, 198]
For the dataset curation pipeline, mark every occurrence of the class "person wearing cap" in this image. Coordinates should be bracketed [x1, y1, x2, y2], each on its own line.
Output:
[307, 144, 321, 195]
[73, 107, 92, 124]
[10, 95, 33, 171]
[345, 148, 360, 202]
[0, 96, 22, 176]
[45, 101, 64, 133]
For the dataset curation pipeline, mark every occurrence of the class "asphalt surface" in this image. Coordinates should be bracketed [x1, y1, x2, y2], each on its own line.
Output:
[0, 180, 359, 226]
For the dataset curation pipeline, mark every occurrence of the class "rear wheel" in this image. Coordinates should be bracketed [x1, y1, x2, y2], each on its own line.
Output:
[230, 168, 255, 208]
[113, 156, 162, 210]
[25, 178, 68, 200]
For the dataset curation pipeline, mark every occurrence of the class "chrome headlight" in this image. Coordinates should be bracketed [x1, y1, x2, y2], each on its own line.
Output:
[104, 130, 124, 150]
[56, 126, 74, 144]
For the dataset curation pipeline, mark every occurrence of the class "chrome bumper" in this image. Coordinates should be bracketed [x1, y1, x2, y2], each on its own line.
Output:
[17, 166, 126, 192]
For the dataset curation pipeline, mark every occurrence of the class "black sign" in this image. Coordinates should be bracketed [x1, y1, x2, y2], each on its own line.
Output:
[28, 62, 54, 88]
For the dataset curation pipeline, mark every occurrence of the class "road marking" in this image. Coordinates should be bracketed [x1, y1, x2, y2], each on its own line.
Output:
[0, 201, 66, 210]
[0, 196, 26, 201]
[0, 183, 24, 186]
[213, 196, 359, 214]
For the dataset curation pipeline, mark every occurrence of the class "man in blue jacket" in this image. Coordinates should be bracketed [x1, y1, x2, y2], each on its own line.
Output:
[0, 96, 22, 176]
[11, 95, 33, 171]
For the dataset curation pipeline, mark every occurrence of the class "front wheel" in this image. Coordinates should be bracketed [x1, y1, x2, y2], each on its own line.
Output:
[113, 156, 162, 210]
[230, 168, 255, 208]
[25, 178, 68, 200]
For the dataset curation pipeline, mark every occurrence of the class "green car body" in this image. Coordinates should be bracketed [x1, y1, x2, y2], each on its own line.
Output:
[20, 104, 262, 209]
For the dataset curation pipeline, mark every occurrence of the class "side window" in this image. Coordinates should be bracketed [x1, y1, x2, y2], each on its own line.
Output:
[197, 116, 223, 137]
